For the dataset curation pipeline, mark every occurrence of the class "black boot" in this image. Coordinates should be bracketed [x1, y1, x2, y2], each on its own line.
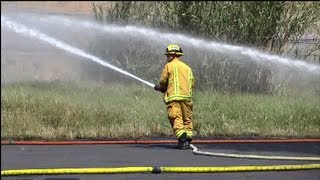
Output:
[187, 137, 192, 144]
[185, 137, 192, 149]
[177, 132, 189, 150]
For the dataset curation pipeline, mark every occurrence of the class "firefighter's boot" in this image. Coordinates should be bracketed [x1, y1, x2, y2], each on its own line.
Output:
[177, 132, 190, 150]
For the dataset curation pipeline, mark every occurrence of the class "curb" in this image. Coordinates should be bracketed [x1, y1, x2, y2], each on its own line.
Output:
[2, 139, 320, 145]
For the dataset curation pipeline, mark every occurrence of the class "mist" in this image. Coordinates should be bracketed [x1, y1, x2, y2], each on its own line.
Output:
[2, 11, 319, 95]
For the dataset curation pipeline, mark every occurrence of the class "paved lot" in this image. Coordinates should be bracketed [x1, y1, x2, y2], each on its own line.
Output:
[1, 142, 320, 180]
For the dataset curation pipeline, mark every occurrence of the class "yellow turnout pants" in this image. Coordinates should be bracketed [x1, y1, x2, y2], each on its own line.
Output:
[166, 100, 193, 140]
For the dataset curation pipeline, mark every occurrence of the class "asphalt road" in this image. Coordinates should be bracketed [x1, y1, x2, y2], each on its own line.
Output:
[1, 142, 320, 180]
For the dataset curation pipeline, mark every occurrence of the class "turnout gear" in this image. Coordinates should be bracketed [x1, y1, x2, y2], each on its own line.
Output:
[155, 45, 195, 148]
[167, 100, 193, 145]
[165, 44, 184, 56]
[159, 57, 195, 103]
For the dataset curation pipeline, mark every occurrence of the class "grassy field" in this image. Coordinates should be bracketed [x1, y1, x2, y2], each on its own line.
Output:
[1, 81, 320, 140]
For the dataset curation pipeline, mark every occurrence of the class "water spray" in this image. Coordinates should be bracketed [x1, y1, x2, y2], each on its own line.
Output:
[1, 16, 155, 88]
[42, 15, 320, 75]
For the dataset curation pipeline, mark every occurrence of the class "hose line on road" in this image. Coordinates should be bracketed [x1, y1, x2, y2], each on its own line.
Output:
[2, 140, 320, 176]
[161, 163, 320, 173]
[2, 164, 320, 176]
[190, 144, 320, 161]
[2, 140, 320, 161]
[1, 167, 153, 176]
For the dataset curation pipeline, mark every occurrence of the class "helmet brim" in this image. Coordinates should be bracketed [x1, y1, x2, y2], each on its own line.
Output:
[164, 52, 183, 56]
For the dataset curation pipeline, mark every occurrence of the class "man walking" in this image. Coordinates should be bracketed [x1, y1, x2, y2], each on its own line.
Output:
[154, 44, 195, 149]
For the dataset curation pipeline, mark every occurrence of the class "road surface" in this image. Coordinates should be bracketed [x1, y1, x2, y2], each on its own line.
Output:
[1, 142, 320, 180]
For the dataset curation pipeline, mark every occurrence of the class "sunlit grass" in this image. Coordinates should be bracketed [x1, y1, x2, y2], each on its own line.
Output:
[1, 81, 319, 140]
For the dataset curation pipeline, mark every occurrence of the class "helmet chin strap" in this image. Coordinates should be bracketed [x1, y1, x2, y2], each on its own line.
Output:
[167, 54, 181, 62]
[167, 56, 174, 62]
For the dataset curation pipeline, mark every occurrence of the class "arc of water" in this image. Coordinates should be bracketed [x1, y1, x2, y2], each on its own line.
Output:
[1, 16, 155, 88]
[43, 15, 320, 75]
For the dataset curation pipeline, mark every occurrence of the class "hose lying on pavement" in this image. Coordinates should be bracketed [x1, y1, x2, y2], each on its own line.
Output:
[2, 164, 320, 176]
[189, 144, 320, 161]
[2, 141, 320, 176]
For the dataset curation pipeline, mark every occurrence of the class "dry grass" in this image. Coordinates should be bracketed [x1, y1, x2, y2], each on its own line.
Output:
[1, 81, 319, 140]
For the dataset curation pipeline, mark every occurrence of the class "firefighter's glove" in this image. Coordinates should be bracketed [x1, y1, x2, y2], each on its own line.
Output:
[154, 84, 166, 93]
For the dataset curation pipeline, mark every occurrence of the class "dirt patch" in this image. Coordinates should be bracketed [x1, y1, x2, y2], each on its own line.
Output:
[1, 1, 95, 15]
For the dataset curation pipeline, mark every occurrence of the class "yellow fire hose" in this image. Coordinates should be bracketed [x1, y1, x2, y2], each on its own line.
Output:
[189, 144, 320, 161]
[1, 164, 320, 176]
[161, 164, 320, 173]
[1, 167, 153, 176]
[2, 144, 320, 176]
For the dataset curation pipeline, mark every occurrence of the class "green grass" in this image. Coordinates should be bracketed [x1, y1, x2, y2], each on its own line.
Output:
[1, 81, 320, 140]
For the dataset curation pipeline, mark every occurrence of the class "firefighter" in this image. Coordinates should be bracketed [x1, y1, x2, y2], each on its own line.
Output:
[154, 44, 195, 149]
